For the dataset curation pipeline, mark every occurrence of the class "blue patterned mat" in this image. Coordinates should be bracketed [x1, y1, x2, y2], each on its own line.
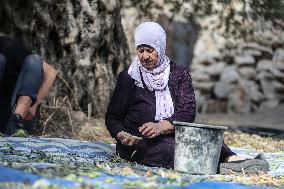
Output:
[0, 137, 282, 188]
[231, 147, 284, 176]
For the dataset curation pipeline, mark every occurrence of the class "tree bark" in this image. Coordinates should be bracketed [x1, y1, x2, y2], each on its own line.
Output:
[0, 0, 130, 116]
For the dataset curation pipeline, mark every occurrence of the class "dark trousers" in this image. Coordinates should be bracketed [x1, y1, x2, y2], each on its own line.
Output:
[117, 136, 175, 168]
[0, 53, 43, 133]
[117, 135, 236, 169]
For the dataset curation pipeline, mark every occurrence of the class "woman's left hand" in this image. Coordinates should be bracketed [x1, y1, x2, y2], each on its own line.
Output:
[139, 122, 163, 138]
[139, 120, 174, 138]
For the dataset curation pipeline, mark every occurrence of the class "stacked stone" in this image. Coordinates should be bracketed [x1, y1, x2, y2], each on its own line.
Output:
[192, 31, 284, 114]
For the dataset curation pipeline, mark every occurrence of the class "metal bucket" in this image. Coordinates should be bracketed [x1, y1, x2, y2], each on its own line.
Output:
[174, 121, 227, 174]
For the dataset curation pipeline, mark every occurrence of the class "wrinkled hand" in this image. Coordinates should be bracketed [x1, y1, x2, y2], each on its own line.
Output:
[138, 122, 163, 138]
[117, 131, 142, 146]
[24, 105, 38, 121]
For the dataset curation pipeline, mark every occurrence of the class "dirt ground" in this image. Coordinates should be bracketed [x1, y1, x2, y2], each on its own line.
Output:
[196, 104, 284, 135]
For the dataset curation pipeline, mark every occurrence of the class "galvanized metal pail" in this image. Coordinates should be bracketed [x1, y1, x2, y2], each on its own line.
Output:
[174, 121, 227, 174]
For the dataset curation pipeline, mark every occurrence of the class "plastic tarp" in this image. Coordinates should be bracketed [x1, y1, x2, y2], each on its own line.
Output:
[0, 166, 271, 189]
[0, 137, 281, 188]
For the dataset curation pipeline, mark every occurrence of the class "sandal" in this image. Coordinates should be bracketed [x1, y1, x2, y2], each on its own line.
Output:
[219, 153, 269, 175]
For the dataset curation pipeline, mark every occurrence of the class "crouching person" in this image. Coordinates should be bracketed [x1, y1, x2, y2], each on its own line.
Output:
[0, 35, 57, 136]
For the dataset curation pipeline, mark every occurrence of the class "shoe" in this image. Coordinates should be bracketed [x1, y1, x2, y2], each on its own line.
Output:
[5, 114, 28, 137]
[219, 153, 269, 175]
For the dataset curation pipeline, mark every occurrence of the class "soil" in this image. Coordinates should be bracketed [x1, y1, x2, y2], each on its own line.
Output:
[196, 104, 284, 135]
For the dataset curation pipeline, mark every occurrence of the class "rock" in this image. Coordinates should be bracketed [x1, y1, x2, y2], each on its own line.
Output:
[191, 70, 210, 81]
[272, 80, 284, 92]
[239, 42, 273, 59]
[238, 66, 257, 80]
[198, 57, 217, 65]
[193, 81, 215, 91]
[239, 80, 263, 102]
[261, 30, 275, 43]
[257, 59, 273, 72]
[258, 71, 276, 99]
[202, 99, 227, 113]
[222, 49, 237, 60]
[214, 81, 234, 98]
[220, 66, 239, 83]
[259, 100, 280, 111]
[270, 69, 284, 80]
[227, 87, 251, 114]
[257, 58, 284, 82]
[275, 62, 284, 71]
[256, 70, 274, 80]
[234, 55, 255, 65]
[273, 48, 284, 61]
[244, 49, 262, 57]
[273, 48, 284, 70]
[194, 32, 222, 60]
[190, 63, 206, 71]
[205, 62, 226, 76]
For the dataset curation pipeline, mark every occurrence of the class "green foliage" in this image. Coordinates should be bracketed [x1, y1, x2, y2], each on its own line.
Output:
[11, 129, 28, 138]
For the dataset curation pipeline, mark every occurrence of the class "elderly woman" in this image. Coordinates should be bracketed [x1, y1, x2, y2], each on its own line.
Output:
[105, 22, 268, 173]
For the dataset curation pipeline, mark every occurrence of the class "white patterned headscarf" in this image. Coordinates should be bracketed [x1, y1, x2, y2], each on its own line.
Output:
[128, 22, 174, 121]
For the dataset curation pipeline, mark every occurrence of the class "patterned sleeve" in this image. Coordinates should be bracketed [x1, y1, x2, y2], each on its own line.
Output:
[105, 71, 132, 139]
[166, 68, 196, 123]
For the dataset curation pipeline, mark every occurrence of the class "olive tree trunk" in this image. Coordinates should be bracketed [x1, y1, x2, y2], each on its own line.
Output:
[0, 0, 130, 116]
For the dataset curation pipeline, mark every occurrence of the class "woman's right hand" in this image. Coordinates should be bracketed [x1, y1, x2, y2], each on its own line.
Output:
[117, 131, 142, 146]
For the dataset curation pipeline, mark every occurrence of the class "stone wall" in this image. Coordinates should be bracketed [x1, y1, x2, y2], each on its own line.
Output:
[192, 20, 284, 113]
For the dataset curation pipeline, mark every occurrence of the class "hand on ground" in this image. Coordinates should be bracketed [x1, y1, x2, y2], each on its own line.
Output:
[24, 105, 38, 121]
[117, 131, 142, 146]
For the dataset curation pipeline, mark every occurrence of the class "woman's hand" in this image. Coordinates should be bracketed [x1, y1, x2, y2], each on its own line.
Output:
[139, 122, 162, 138]
[139, 120, 174, 138]
[117, 131, 142, 146]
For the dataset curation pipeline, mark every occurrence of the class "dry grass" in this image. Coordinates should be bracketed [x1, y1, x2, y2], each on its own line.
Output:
[36, 96, 115, 143]
[74, 118, 115, 144]
[224, 130, 284, 152]
[210, 174, 284, 188]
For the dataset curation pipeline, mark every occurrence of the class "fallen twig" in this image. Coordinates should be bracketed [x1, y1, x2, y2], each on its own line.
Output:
[67, 109, 74, 135]
[56, 74, 80, 110]
[42, 96, 69, 135]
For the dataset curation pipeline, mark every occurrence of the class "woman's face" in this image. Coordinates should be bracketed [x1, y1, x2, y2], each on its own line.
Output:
[137, 45, 158, 70]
